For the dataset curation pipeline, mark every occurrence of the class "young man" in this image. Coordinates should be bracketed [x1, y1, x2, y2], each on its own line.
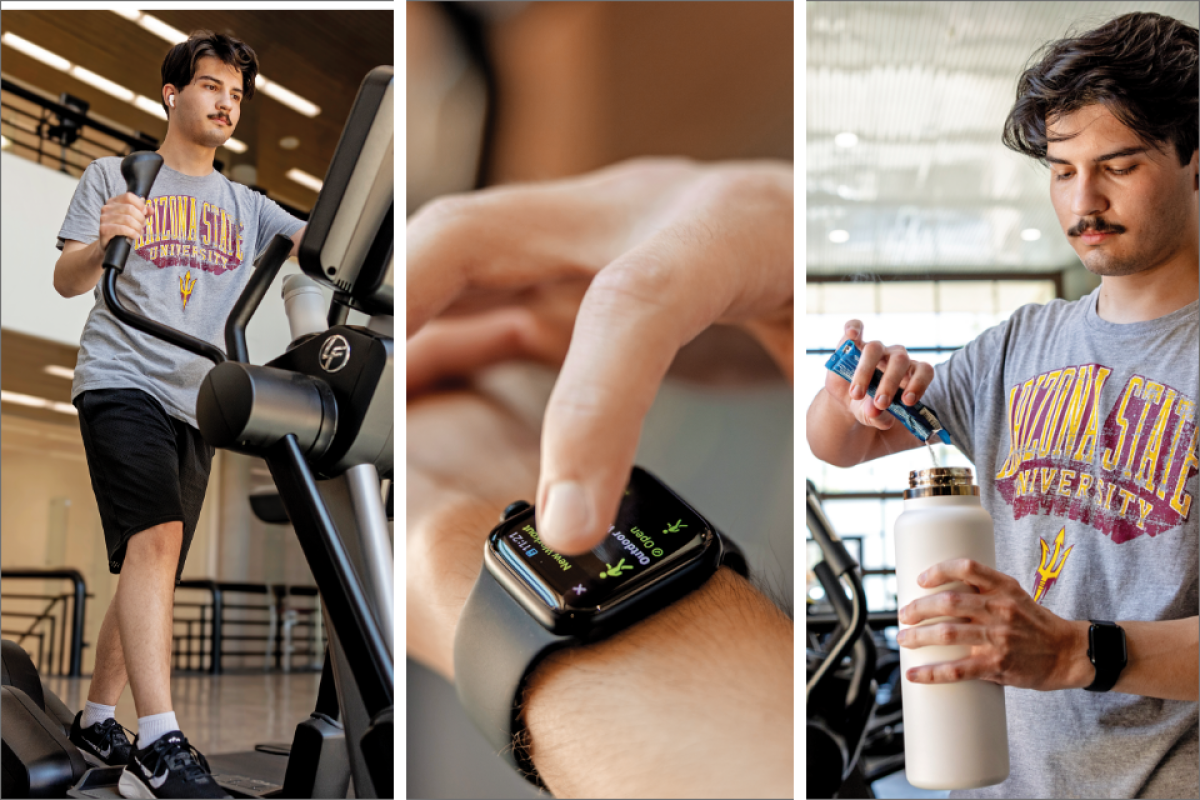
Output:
[807, 12, 1198, 799]
[54, 30, 306, 800]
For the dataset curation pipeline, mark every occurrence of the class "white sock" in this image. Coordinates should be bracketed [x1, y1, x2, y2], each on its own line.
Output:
[82, 700, 116, 729]
[136, 711, 179, 748]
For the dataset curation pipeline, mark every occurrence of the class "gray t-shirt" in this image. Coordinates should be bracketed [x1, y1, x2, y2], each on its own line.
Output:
[922, 287, 1199, 799]
[58, 157, 305, 427]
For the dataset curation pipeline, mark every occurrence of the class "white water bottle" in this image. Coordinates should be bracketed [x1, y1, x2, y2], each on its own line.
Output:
[894, 467, 1009, 790]
[282, 274, 328, 340]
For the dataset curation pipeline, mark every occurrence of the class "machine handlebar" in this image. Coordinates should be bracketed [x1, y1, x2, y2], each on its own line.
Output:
[805, 480, 870, 703]
[226, 233, 296, 363]
[101, 151, 163, 274]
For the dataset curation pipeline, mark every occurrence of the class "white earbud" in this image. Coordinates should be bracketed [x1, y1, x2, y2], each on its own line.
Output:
[169, 95, 175, 108]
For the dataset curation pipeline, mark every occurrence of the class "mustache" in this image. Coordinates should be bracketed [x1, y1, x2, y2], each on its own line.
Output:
[1068, 217, 1126, 237]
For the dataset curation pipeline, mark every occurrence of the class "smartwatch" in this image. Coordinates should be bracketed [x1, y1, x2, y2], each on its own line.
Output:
[1084, 619, 1127, 693]
[452, 466, 748, 786]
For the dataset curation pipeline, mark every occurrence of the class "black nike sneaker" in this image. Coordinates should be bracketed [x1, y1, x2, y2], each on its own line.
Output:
[118, 731, 231, 799]
[68, 712, 134, 768]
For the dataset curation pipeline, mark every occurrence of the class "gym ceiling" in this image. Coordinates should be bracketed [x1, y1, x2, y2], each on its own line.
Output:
[0, 9, 394, 212]
[806, 0, 1199, 278]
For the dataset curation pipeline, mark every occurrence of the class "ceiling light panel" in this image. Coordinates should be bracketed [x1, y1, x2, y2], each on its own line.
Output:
[806, 0, 1200, 276]
[133, 95, 168, 120]
[258, 79, 321, 119]
[42, 365, 75, 380]
[286, 168, 323, 192]
[70, 66, 135, 102]
[2, 32, 71, 71]
[0, 391, 78, 416]
[137, 14, 188, 44]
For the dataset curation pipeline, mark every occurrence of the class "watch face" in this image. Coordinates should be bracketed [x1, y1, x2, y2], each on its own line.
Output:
[1090, 621, 1128, 663]
[487, 468, 713, 623]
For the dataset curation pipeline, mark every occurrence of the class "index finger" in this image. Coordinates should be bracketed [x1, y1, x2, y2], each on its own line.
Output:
[535, 219, 791, 555]
[919, 559, 1005, 592]
[850, 340, 886, 399]
[116, 192, 146, 210]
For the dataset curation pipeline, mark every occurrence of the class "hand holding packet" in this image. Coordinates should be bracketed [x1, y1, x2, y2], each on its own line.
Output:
[824, 339, 952, 445]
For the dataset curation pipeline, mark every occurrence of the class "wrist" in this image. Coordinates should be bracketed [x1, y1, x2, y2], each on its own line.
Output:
[521, 568, 793, 798]
[408, 494, 500, 681]
[1056, 619, 1095, 690]
[808, 388, 873, 467]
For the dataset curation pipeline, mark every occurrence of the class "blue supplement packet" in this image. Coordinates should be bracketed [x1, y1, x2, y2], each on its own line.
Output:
[824, 339, 952, 445]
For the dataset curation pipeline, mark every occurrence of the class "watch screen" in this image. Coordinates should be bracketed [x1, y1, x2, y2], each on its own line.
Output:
[492, 468, 709, 609]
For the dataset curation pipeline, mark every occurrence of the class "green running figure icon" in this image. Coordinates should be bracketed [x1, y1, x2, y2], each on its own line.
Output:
[599, 558, 634, 578]
[663, 519, 687, 534]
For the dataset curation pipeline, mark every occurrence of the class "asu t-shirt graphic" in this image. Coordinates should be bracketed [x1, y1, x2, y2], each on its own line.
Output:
[1029, 526, 1071, 603]
[993, 363, 1198, 544]
[131, 195, 248, 312]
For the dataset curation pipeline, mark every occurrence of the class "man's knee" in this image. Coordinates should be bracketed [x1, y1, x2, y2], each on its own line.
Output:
[124, 522, 183, 567]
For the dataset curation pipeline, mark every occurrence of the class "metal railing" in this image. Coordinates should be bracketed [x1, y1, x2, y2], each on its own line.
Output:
[1, 77, 159, 176]
[0, 569, 88, 677]
[173, 581, 324, 674]
[0, 571, 325, 677]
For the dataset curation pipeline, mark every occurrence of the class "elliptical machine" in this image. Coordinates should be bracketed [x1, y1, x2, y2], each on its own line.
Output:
[806, 480, 877, 799]
[1, 65, 394, 799]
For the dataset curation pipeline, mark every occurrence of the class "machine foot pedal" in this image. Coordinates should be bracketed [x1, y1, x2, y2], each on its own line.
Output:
[66, 766, 126, 798]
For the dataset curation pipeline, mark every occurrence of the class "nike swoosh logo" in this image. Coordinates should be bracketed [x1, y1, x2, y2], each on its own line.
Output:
[140, 762, 169, 789]
[97, 742, 111, 759]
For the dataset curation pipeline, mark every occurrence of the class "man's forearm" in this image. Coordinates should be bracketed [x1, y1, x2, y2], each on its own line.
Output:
[54, 240, 106, 298]
[807, 388, 879, 467]
[521, 568, 793, 798]
[1055, 616, 1199, 701]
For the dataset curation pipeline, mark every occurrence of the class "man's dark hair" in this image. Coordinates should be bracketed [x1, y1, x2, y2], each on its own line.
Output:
[160, 30, 258, 118]
[1002, 12, 1198, 166]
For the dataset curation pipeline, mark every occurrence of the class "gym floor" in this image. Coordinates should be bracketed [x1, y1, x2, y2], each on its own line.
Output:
[44, 671, 322, 756]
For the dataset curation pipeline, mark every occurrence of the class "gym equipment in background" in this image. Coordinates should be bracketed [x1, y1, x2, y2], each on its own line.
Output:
[806, 480, 877, 799]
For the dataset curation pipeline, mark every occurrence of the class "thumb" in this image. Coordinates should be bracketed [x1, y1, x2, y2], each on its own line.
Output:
[405, 309, 570, 395]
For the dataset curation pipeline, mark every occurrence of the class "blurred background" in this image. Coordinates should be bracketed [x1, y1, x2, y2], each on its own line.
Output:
[0, 6, 392, 765]
[804, 2, 1199, 798]
[407, 2, 794, 797]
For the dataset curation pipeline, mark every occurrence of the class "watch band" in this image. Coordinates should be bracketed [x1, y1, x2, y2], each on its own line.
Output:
[453, 529, 747, 787]
[1084, 619, 1127, 693]
[454, 563, 573, 786]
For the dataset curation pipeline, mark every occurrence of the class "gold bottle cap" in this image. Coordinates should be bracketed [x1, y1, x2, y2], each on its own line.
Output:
[905, 466, 979, 499]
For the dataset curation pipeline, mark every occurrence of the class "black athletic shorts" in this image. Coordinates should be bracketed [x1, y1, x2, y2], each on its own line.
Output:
[75, 388, 214, 585]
